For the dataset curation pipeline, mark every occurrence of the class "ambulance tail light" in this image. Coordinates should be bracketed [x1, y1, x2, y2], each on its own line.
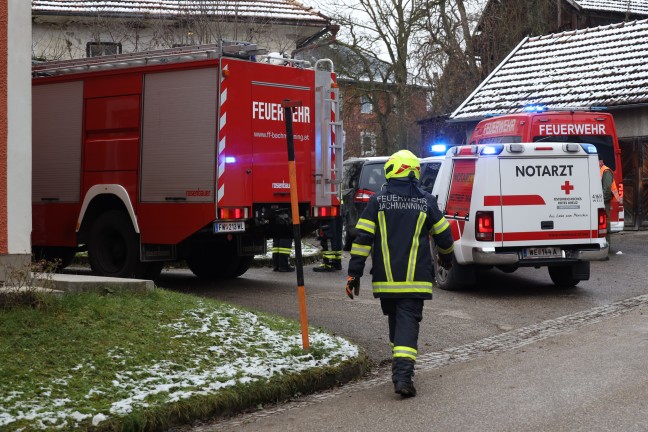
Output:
[597, 208, 607, 238]
[219, 207, 249, 220]
[313, 206, 340, 217]
[354, 189, 375, 203]
[475, 211, 494, 241]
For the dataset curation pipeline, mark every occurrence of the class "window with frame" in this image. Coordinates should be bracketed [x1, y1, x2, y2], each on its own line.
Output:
[360, 131, 376, 157]
[360, 95, 373, 114]
[86, 42, 122, 57]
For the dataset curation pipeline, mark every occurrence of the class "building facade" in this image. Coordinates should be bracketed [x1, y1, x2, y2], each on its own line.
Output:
[32, 0, 334, 60]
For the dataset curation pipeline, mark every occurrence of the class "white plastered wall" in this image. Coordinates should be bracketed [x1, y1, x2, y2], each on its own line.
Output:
[7, 0, 31, 256]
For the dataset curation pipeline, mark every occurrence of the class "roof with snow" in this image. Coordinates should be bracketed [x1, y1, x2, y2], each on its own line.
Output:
[567, 0, 648, 15]
[32, 0, 330, 26]
[451, 19, 648, 120]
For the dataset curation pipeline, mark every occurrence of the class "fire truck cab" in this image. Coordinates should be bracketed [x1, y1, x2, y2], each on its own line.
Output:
[32, 42, 343, 280]
[469, 109, 624, 232]
[431, 142, 608, 290]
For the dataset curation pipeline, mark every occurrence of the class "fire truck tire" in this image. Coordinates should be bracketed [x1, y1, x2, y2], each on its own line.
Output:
[342, 220, 353, 252]
[432, 246, 476, 291]
[32, 246, 76, 271]
[231, 256, 254, 278]
[143, 262, 164, 280]
[185, 244, 251, 279]
[548, 265, 581, 288]
[88, 210, 149, 279]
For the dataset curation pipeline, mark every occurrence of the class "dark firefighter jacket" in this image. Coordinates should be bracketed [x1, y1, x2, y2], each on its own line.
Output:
[348, 178, 455, 299]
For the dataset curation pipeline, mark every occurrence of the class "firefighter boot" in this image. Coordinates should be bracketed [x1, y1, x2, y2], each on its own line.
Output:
[313, 256, 335, 272]
[332, 256, 342, 271]
[276, 254, 295, 272]
[392, 358, 416, 398]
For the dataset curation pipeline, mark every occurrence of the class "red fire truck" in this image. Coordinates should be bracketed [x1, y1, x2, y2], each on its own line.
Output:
[32, 43, 343, 279]
[468, 108, 624, 232]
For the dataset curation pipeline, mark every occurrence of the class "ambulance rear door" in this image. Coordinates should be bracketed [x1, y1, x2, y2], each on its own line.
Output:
[497, 151, 594, 255]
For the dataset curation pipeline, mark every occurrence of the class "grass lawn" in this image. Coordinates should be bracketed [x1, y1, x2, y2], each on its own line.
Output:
[0, 288, 361, 431]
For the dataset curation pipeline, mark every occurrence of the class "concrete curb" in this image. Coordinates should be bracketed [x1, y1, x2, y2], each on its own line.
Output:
[47, 273, 155, 293]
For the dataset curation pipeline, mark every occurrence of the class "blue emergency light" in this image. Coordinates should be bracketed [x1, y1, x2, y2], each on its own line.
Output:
[430, 144, 447, 154]
[480, 145, 504, 156]
[225, 156, 237, 163]
[523, 104, 548, 113]
[580, 144, 598, 154]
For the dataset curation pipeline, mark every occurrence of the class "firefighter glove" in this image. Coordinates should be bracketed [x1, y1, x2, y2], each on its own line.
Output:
[438, 253, 454, 270]
[346, 276, 360, 299]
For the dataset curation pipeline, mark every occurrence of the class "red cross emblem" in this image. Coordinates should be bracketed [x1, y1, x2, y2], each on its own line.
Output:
[561, 181, 574, 195]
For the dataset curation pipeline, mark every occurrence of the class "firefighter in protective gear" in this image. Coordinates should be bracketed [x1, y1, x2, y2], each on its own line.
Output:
[599, 157, 620, 249]
[313, 216, 343, 272]
[346, 149, 455, 398]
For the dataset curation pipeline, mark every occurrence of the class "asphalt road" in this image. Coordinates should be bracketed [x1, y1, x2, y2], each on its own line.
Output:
[156, 230, 647, 364]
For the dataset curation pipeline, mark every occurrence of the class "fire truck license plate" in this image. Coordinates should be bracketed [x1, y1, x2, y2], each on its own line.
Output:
[523, 247, 562, 258]
[214, 221, 245, 233]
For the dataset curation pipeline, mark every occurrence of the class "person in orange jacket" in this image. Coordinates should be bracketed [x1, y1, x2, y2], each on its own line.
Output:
[599, 157, 620, 250]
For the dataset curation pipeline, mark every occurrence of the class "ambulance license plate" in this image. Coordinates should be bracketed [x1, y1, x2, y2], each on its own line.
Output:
[214, 221, 245, 233]
[523, 247, 562, 258]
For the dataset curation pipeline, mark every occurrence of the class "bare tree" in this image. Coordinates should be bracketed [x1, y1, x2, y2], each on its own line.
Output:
[318, 0, 431, 156]
[415, 0, 483, 115]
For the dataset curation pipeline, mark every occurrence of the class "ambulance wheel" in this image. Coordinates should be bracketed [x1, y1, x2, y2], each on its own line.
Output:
[32, 246, 77, 271]
[88, 210, 149, 278]
[548, 265, 580, 288]
[432, 247, 475, 291]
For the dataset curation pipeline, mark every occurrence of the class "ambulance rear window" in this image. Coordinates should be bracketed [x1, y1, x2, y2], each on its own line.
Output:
[532, 135, 615, 170]
[477, 136, 522, 144]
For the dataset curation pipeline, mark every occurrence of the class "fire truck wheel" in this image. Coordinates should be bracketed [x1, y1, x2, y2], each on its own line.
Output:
[88, 210, 148, 278]
[231, 256, 254, 278]
[342, 220, 352, 252]
[143, 262, 164, 280]
[32, 246, 76, 271]
[548, 265, 581, 288]
[432, 245, 475, 291]
[185, 243, 251, 279]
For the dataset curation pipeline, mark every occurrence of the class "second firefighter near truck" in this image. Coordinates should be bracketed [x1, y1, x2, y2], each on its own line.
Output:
[346, 150, 455, 398]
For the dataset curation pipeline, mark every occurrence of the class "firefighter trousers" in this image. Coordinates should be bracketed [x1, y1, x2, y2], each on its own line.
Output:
[271, 237, 293, 270]
[318, 216, 343, 270]
[380, 298, 424, 382]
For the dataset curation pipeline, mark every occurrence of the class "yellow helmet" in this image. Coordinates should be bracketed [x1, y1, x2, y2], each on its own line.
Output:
[384, 149, 420, 180]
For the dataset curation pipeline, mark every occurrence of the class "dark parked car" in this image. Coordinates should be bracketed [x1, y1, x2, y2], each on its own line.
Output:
[341, 156, 388, 250]
[341, 155, 445, 250]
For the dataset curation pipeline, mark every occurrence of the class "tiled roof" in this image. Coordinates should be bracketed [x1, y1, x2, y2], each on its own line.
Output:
[451, 19, 648, 120]
[32, 0, 330, 26]
[568, 0, 648, 15]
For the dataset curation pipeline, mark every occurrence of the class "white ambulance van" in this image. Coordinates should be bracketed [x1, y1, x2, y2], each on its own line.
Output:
[431, 142, 608, 290]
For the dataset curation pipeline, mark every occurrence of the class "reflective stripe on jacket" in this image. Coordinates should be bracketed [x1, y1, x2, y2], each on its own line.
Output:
[348, 178, 455, 299]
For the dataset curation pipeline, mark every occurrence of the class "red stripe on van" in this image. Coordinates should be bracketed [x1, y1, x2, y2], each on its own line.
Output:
[484, 195, 546, 206]
[494, 230, 597, 242]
